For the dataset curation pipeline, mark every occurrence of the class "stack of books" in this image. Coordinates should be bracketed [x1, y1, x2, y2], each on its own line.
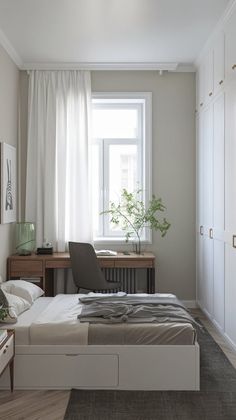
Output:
[0, 330, 7, 345]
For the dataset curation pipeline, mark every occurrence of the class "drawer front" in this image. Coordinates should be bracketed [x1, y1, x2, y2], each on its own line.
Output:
[98, 259, 115, 268]
[10, 260, 43, 277]
[46, 260, 71, 269]
[115, 260, 154, 268]
[14, 354, 118, 388]
[0, 336, 14, 374]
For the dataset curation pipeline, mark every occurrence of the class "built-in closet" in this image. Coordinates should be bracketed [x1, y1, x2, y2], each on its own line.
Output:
[196, 5, 236, 349]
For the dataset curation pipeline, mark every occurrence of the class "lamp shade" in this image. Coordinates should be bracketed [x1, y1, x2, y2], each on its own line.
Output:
[15, 222, 35, 255]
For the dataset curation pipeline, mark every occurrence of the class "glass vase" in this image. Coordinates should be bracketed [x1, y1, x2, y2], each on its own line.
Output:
[15, 222, 36, 255]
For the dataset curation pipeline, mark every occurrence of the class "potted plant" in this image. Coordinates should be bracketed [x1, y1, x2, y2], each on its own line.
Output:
[102, 188, 170, 254]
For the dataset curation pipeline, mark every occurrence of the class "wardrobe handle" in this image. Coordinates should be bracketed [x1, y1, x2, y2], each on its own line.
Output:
[232, 64, 236, 70]
[200, 226, 203, 236]
[209, 92, 213, 97]
[209, 228, 213, 239]
[219, 80, 223, 85]
[232, 235, 236, 248]
[200, 102, 203, 107]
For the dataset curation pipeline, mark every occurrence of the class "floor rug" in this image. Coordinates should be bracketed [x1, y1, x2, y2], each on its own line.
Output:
[64, 324, 236, 420]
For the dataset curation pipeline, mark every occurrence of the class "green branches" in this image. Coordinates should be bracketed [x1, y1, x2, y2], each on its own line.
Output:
[101, 189, 170, 253]
[0, 306, 8, 321]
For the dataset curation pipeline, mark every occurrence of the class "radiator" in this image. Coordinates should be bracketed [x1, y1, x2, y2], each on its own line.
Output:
[101, 268, 137, 293]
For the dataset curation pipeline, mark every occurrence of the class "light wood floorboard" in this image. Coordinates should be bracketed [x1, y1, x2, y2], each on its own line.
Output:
[0, 308, 236, 419]
[0, 390, 70, 420]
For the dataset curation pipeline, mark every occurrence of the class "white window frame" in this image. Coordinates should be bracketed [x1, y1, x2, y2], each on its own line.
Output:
[92, 92, 152, 245]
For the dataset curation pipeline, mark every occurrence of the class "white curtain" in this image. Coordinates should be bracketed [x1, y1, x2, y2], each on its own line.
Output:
[26, 70, 92, 252]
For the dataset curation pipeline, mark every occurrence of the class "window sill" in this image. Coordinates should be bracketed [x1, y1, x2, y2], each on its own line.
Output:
[93, 237, 152, 246]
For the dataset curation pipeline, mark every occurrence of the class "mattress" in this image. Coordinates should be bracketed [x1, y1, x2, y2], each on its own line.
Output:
[0, 297, 53, 345]
[88, 322, 196, 345]
[1, 294, 196, 346]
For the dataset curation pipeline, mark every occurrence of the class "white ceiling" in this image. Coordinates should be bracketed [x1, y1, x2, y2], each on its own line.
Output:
[0, 0, 230, 70]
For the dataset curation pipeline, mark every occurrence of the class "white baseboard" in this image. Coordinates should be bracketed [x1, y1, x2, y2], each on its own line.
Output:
[182, 300, 197, 308]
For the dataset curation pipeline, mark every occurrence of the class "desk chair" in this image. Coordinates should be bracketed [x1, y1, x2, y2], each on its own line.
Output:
[69, 242, 121, 293]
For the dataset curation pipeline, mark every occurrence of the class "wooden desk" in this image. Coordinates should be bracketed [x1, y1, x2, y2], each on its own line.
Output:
[7, 252, 155, 296]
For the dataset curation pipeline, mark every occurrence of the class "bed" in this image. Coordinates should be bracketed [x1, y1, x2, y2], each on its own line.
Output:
[0, 291, 200, 391]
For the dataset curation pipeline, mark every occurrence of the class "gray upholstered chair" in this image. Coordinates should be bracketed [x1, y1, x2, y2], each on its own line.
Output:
[69, 242, 121, 293]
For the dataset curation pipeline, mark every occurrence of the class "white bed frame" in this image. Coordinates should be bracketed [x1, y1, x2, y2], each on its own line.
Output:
[0, 342, 200, 390]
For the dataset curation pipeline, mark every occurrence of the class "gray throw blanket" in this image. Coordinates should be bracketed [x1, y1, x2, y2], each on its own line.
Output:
[78, 295, 199, 327]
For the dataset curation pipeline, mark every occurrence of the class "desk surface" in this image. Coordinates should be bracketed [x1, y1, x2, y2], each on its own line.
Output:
[8, 252, 155, 270]
[7, 252, 156, 295]
[8, 252, 155, 261]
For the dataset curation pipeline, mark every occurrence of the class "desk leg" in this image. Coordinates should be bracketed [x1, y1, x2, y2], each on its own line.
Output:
[9, 358, 14, 392]
[64, 269, 68, 294]
[147, 268, 155, 293]
[45, 268, 54, 297]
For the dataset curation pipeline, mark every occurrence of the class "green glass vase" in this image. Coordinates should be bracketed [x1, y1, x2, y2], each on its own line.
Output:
[15, 222, 36, 255]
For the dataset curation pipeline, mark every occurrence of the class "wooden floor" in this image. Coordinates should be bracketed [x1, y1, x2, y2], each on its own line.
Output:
[0, 308, 236, 420]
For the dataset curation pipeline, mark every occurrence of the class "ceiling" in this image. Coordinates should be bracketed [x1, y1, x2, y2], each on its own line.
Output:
[0, 0, 230, 70]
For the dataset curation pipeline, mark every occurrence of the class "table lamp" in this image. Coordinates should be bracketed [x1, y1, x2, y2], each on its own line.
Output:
[15, 222, 35, 255]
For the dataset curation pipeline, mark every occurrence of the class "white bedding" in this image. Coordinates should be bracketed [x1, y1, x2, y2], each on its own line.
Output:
[0, 297, 52, 345]
[30, 294, 89, 345]
[0, 293, 195, 346]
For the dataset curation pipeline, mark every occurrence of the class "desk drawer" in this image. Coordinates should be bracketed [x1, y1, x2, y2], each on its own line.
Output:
[98, 259, 115, 268]
[115, 260, 154, 268]
[10, 260, 43, 277]
[0, 336, 14, 374]
[46, 260, 71, 269]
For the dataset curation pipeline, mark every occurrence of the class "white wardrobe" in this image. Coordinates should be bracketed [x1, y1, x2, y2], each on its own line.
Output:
[196, 5, 236, 349]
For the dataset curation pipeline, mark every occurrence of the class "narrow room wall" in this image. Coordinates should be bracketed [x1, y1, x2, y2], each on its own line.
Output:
[0, 45, 19, 279]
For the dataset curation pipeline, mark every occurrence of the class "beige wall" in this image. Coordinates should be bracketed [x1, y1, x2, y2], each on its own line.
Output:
[91, 71, 196, 300]
[0, 44, 19, 280]
[19, 70, 196, 300]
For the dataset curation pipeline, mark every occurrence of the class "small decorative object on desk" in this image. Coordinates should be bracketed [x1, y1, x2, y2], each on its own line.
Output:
[42, 240, 52, 248]
[36, 247, 53, 255]
[15, 222, 35, 255]
[95, 249, 117, 256]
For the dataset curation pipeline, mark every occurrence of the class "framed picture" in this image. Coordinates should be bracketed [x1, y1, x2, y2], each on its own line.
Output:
[0, 142, 16, 224]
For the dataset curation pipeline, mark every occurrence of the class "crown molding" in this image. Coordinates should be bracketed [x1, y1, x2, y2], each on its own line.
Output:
[176, 63, 196, 72]
[195, 0, 236, 67]
[22, 61, 179, 71]
[0, 27, 23, 68]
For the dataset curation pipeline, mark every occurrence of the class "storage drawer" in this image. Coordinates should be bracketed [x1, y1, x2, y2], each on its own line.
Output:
[14, 354, 118, 388]
[98, 259, 115, 268]
[115, 260, 154, 268]
[0, 336, 14, 374]
[10, 260, 43, 277]
[46, 260, 71, 269]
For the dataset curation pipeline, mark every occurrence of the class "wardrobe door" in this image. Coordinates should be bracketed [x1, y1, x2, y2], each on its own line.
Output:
[225, 80, 236, 346]
[213, 93, 225, 331]
[196, 114, 204, 307]
[214, 31, 225, 94]
[202, 106, 214, 317]
[225, 9, 236, 82]
[205, 50, 214, 104]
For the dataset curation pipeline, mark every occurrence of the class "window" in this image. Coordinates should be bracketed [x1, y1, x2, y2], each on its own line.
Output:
[92, 93, 152, 242]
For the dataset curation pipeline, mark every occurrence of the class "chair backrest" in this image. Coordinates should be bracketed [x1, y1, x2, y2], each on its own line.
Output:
[68, 242, 108, 291]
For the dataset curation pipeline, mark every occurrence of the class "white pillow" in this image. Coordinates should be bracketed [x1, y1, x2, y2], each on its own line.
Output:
[2, 280, 44, 304]
[1, 291, 31, 323]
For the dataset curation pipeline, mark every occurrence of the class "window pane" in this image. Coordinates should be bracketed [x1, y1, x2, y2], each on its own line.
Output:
[108, 144, 138, 204]
[92, 108, 138, 139]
